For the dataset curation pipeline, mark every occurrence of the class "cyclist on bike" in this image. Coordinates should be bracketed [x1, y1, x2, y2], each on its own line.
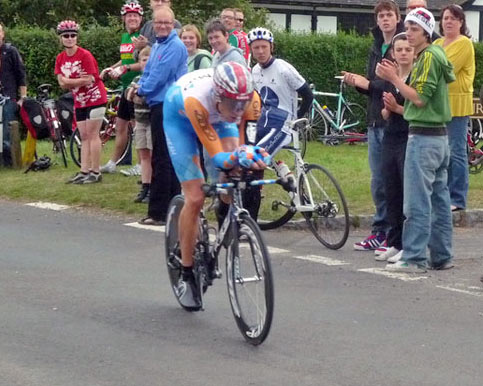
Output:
[164, 62, 270, 310]
[244, 27, 313, 220]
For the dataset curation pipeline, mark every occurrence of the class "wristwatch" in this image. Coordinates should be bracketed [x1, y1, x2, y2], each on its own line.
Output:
[126, 65, 131, 72]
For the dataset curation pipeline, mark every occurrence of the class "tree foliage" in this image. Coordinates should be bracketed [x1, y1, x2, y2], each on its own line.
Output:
[0, 0, 268, 30]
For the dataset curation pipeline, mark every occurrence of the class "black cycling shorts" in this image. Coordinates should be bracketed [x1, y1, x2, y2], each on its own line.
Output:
[117, 92, 135, 121]
[75, 104, 107, 122]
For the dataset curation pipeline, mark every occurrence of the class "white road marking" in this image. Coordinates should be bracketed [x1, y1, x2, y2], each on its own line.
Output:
[436, 285, 483, 297]
[358, 268, 428, 281]
[292, 255, 349, 266]
[124, 222, 165, 232]
[239, 244, 289, 255]
[26, 202, 70, 211]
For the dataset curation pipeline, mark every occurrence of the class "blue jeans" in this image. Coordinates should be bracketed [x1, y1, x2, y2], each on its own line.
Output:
[401, 134, 452, 267]
[368, 126, 388, 232]
[1, 99, 17, 166]
[447, 116, 469, 209]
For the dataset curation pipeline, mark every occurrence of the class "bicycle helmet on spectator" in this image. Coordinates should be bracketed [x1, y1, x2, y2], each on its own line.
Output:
[121, 1, 144, 16]
[213, 62, 254, 101]
[57, 20, 80, 35]
[247, 27, 274, 45]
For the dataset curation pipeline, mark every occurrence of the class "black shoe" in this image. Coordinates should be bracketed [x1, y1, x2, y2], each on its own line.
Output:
[141, 189, 150, 203]
[134, 187, 149, 203]
[175, 276, 202, 311]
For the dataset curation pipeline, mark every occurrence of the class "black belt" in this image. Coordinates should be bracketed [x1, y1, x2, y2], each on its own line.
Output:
[409, 127, 447, 136]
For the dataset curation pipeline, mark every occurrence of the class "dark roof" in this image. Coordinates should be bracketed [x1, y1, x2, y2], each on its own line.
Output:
[253, 0, 470, 12]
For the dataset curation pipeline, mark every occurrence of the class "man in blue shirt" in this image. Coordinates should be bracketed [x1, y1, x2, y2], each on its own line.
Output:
[136, 6, 188, 225]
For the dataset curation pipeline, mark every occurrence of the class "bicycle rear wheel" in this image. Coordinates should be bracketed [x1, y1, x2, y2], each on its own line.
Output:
[300, 164, 350, 249]
[165, 195, 192, 311]
[226, 213, 274, 345]
[256, 167, 296, 230]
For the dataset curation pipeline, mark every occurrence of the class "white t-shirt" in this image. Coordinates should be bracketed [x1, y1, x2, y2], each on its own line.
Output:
[252, 58, 306, 131]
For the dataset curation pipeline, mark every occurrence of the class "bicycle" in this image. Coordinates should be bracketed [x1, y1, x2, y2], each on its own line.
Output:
[468, 116, 483, 174]
[306, 77, 367, 146]
[36, 84, 68, 167]
[256, 118, 350, 250]
[165, 170, 275, 345]
[69, 87, 133, 167]
[0, 92, 10, 160]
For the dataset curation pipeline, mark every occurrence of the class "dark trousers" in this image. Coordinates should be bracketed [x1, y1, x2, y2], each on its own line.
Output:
[147, 102, 180, 221]
[381, 137, 407, 250]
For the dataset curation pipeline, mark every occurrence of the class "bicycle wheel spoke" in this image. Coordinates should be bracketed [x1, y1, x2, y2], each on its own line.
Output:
[300, 164, 350, 249]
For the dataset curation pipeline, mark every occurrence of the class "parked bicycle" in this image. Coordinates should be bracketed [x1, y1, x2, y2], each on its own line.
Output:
[165, 170, 275, 345]
[36, 84, 68, 167]
[306, 77, 367, 146]
[0, 92, 9, 160]
[69, 87, 133, 167]
[468, 116, 483, 174]
[257, 118, 350, 250]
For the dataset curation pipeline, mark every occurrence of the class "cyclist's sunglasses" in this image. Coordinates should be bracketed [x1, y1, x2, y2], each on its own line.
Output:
[220, 98, 250, 113]
[61, 33, 78, 39]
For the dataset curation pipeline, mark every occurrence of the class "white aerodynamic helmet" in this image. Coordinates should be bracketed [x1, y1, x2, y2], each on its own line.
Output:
[247, 27, 274, 45]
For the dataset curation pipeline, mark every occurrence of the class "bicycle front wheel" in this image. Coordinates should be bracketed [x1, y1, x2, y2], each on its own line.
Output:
[306, 104, 328, 142]
[340, 103, 367, 139]
[256, 167, 296, 230]
[226, 214, 274, 345]
[300, 164, 350, 249]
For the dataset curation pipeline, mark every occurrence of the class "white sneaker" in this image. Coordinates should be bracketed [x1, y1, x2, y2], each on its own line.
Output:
[100, 160, 116, 173]
[120, 164, 141, 176]
[374, 246, 388, 256]
[385, 260, 426, 273]
[375, 246, 400, 261]
[387, 249, 403, 263]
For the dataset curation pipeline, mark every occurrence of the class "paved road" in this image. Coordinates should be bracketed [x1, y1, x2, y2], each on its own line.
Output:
[1, 200, 482, 386]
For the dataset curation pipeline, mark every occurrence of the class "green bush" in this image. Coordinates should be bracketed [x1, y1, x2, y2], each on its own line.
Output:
[4, 25, 483, 100]
[6, 25, 121, 96]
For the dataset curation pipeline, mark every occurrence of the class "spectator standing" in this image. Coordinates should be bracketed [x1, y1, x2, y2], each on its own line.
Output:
[180, 24, 212, 72]
[100, 1, 144, 175]
[132, 0, 182, 54]
[0, 22, 27, 167]
[220, 8, 249, 62]
[56, 20, 108, 184]
[126, 46, 152, 203]
[377, 8, 455, 273]
[343, 0, 404, 252]
[207, 19, 245, 68]
[434, 5, 475, 212]
[137, 6, 187, 225]
[405, 0, 440, 40]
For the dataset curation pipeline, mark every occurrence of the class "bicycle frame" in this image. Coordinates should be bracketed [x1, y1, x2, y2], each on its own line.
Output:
[0, 94, 9, 155]
[310, 79, 360, 133]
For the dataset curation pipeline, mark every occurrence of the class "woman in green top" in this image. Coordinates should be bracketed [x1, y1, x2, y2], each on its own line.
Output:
[180, 24, 212, 72]
[434, 4, 475, 212]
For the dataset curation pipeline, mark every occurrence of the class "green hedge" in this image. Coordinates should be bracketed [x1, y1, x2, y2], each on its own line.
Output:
[6, 25, 121, 96]
[4, 26, 483, 101]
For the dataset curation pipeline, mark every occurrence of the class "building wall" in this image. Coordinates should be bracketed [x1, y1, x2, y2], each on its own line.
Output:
[261, 4, 481, 41]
